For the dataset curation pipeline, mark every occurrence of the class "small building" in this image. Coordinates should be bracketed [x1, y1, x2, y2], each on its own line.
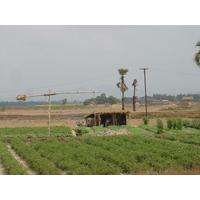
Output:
[85, 111, 130, 127]
[182, 97, 193, 102]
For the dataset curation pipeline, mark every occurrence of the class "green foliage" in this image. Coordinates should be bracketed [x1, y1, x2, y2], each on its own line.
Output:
[167, 117, 176, 130]
[190, 119, 200, 129]
[143, 117, 149, 125]
[74, 127, 89, 134]
[123, 126, 147, 134]
[139, 125, 158, 133]
[176, 117, 183, 130]
[0, 126, 72, 139]
[62, 98, 67, 106]
[157, 119, 164, 134]
[183, 120, 191, 128]
[83, 93, 118, 105]
[11, 139, 61, 175]
[0, 141, 28, 175]
[195, 40, 200, 66]
[167, 117, 183, 130]
[91, 126, 105, 132]
[5, 133, 200, 175]
[118, 68, 129, 76]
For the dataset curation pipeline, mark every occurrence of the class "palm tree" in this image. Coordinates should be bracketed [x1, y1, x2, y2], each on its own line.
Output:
[117, 68, 129, 110]
[195, 40, 200, 66]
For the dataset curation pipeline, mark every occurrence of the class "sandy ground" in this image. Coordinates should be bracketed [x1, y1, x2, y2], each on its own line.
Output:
[0, 104, 199, 128]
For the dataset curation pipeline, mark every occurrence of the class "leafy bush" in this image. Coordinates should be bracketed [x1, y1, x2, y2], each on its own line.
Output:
[167, 117, 176, 130]
[176, 117, 183, 130]
[167, 117, 183, 130]
[183, 120, 191, 128]
[157, 119, 164, 134]
[190, 120, 200, 129]
[143, 117, 149, 125]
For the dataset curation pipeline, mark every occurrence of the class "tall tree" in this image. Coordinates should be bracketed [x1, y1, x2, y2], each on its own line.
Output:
[117, 68, 129, 110]
[194, 40, 200, 66]
[132, 79, 138, 111]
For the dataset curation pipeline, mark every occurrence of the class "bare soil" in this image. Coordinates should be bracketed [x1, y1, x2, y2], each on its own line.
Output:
[0, 104, 200, 128]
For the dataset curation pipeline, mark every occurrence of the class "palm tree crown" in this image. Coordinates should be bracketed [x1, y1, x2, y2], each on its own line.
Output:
[195, 40, 200, 67]
[118, 69, 129, 76]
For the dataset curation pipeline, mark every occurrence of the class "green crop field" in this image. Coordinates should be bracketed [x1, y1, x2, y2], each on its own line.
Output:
[0, 120, 200, 175]
[0, 133, 200, 175]
[0, 126, 72, 139]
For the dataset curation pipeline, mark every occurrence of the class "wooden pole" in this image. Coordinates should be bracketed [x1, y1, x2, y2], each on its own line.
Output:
[48, 89, 51, 136]
[140, 68, 149, 117]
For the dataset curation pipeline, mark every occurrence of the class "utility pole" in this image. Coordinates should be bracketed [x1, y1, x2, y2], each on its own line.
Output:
[132, 79, 138, 111]
[48, 89, 51, 136]
[139, 68, 149, 117]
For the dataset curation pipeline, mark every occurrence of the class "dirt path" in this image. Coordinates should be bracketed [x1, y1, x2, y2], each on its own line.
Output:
[6, 144, 37, 175]
[0, 159, 7, 175]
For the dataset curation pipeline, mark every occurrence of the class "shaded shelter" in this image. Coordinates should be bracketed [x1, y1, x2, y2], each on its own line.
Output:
[85, 111, 130, 127]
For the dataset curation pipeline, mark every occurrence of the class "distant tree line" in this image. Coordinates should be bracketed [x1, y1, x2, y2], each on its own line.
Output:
[1, 93, 200, 107]
[152, 94, 200, 102]
[83, 93, 118, 105]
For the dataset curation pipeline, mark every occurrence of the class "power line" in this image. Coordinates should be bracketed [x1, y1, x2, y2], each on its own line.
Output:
[150, 68, 200, 76]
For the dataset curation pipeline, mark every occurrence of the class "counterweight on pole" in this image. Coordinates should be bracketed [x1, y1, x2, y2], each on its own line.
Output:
[16, 90, 101, 136]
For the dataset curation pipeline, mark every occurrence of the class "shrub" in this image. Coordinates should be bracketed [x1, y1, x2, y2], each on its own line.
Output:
[167, 117, 175, 130]
[176, 117, 183, 130]
[143, 117, 149, 125]
[157, 119, 164, 134]
[183, 120, 191, 128]
[190, 120, 200, 129]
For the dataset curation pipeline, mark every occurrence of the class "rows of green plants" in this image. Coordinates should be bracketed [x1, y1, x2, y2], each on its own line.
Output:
[0, 141, 28, 175]
[139, 125, 160, 133]
[0, 126, 72, 139]
[10, 139, 61, 175]
[140, 117, 200, 135]
[29, 135, 200, 174]
[123, 126, 147, 134]
[164, 133, 200, 145]
[30, 139, 123, 175]
[30, 139, 95, 175]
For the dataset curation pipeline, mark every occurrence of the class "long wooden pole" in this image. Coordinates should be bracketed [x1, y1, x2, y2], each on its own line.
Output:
[140, 68, 149, 117]
[48, 89, 51, 136]
[16, 91, 101, 100]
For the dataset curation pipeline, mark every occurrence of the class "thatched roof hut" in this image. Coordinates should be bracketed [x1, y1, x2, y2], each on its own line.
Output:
[85, 111, 130, 127]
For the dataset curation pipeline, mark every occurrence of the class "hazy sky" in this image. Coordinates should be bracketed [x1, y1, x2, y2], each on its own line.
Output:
[1, 25, 200, 101]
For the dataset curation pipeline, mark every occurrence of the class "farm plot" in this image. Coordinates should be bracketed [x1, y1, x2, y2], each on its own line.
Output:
[0, 126, 72, 139]
[15, 135, 200, 175]
[1, 134, 200, 175]
[164, 133, 200, 145]
[0, 141, 28, 175]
